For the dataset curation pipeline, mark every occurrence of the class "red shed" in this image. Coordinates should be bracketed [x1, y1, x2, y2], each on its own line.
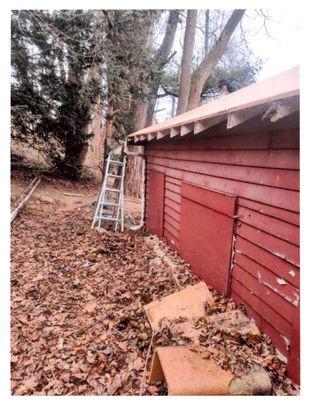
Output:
[129, 67, 300, 383]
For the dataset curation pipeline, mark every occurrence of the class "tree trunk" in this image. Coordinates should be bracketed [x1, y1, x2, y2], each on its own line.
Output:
[171, 95, 176, 117]
[204, 10, 210, 57]
[187, 9, 245, 110]
[79, 10, 103, 172]
[133, 97, 149, 132]
[146, 10, 180, 126]
[59, 46, 85, 179]
[176, 10, 197, 115]
[101, 87, 115, 179]
[58, 140, 85, 179]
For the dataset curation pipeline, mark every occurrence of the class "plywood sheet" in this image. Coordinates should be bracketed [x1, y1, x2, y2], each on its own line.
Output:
[207, 309, 260, 337]
[143, 282, 214, 332]
[149, 346, 234, 395]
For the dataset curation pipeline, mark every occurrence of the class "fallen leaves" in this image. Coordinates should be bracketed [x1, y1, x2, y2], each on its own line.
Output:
[14, 375, 39, 395]
[10, 172, 299, 396]
[84, 302, 97, 314]
[150, 290, 299, 396]
[129, 356, 144, 372]
[11, 180, 197, 395]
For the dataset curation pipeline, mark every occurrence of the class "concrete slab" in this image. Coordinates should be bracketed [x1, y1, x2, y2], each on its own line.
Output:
[149, 346, 234, 395]
[144, 282, 214, 332]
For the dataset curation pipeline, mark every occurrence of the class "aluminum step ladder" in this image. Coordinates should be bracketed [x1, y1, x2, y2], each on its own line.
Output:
[91, 151, 126, 231]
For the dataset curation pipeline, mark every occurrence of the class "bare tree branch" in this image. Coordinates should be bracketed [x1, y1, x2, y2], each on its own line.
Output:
[187, 9, 246, 110]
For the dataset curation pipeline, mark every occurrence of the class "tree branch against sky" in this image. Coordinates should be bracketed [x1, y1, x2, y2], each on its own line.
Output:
[176, 10, 197, 115]
[187, 9, 245, 110]
[145, 10, 180, 126]
[152, 9, 255, 121]
[11, 8, 300, 181]
[153, 8, 300, 123]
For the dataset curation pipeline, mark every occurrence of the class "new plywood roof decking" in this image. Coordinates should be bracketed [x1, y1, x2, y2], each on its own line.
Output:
[129, 66, 299, 143]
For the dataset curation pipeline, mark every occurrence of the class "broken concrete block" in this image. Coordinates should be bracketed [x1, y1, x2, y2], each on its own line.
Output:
[144, 282, 214, 332]
[149, 346, 234, 395]
[207, 309, 260, 337]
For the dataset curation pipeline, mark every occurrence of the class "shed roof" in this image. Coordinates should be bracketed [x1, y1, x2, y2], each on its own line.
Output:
[129, 66, 299, 143]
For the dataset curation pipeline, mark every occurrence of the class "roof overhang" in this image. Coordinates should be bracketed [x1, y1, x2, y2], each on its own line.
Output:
[128, 66, 299, 144]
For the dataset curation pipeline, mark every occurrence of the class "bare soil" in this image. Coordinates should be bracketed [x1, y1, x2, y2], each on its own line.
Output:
[11, 168, 142, 219]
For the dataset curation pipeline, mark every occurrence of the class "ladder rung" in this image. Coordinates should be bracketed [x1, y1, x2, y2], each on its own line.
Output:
[103, 200, 120, 206]
[107, 174, 122, 178]
[109, 160, 123, 165]
[97, 215, 119, 221]
[98, 209, 113, 215]
[105, 187, 121, 193]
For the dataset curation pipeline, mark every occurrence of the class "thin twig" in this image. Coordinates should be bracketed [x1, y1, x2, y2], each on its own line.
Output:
[139, 330, 155, 396]
[63, 192, 85, 197]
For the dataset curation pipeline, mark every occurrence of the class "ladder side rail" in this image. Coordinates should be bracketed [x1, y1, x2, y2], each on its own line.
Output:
[95, 174, 108, 226]
[114, 156, 125, 232]
[92, 153, 110, 228]
[115, 205, 121, 231]
[98, 154, 112, 227]
[120, 156, 126, 232]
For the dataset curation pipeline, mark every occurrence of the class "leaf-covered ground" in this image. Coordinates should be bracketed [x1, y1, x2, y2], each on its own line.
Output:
[11, 173, 299, 395]
[11, 184, 196, 395]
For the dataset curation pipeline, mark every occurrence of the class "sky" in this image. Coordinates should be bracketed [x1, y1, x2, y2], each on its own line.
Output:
[154, 8, 301, 122]
[242, 9, 300, 81]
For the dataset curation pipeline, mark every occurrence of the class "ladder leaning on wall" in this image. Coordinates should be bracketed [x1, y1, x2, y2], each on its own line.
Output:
[91, 151, 127, 231]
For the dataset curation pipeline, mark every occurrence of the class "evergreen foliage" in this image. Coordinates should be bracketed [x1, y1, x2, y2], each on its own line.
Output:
[11, 10, 158, 178]
[102, 10, 158, 139]
[11, 10, 103, 178]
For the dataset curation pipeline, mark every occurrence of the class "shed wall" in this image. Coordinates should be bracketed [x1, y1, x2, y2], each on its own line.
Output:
[145, 127, 300, 383]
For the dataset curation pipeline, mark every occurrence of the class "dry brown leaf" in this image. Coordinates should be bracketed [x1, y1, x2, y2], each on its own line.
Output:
[84, 302, 97, 314]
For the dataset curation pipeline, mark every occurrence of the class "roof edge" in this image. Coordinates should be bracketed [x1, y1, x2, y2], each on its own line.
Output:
[128, 66, 299, 142]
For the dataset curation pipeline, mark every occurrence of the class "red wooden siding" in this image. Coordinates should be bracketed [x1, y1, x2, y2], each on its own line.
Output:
[145, 126, 299, 383]
[179, 183, 237, 293]
[145, 170, 165, 237]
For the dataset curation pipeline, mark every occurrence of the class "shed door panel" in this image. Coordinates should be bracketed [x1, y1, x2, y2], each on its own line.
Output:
[147, 170, 165, 237]
[179, 182, 237, 293]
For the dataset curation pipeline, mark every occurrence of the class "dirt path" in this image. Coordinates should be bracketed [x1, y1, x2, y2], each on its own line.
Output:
[11, 169, 142, 219]
[11, 170, 98, 210]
